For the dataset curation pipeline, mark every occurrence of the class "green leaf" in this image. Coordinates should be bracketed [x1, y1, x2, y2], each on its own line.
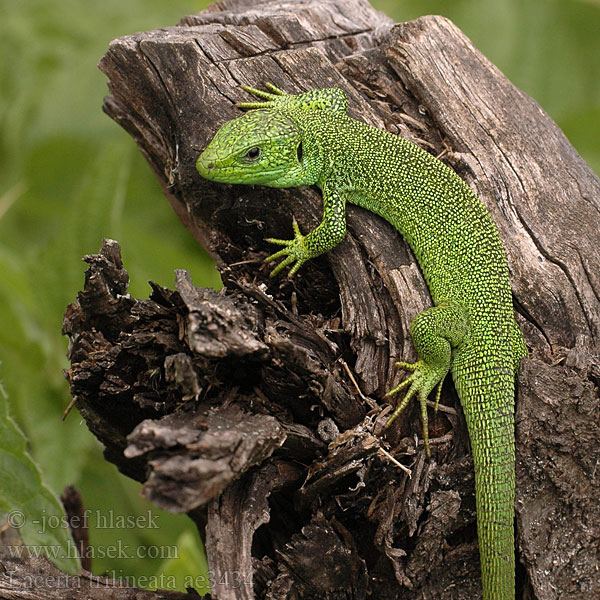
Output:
[156, 529, 210, 594]
[0, 384, 80, 575]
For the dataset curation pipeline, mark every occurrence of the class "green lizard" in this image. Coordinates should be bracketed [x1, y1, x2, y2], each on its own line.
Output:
[196, 84, 526, 600]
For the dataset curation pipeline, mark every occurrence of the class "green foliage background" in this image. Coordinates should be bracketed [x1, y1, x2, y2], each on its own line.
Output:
[0, 0, 598, 592]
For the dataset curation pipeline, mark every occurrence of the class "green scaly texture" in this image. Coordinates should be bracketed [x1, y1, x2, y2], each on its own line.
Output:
[196, 85, 527, 600]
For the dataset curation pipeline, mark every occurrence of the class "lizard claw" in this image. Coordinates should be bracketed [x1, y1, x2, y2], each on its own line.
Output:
[236, 83, 288, 109]
[384, 360, 446, 457]
[265, 219, 309, 277]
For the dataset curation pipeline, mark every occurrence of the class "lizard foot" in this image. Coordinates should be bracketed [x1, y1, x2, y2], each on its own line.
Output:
[265, 219, 310, 277]
[384, 360, 446, 457]
[236, 83, 287, 109]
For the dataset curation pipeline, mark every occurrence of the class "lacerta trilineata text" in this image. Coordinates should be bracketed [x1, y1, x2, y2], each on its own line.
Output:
[196, 84, 527, 600]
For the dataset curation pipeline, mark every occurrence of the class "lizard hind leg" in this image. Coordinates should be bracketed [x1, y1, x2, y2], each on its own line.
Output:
[385, 302, 469, 456]
[385, 359, 446, 457]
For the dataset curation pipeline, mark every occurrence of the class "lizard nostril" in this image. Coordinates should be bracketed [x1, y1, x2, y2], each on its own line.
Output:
[206, 162, 215, 170]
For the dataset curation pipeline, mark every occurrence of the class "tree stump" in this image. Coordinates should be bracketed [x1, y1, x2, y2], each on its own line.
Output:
[31, 0, 600, 598]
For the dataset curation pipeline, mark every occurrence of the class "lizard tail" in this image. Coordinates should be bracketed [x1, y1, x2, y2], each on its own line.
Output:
[455, 369, 516, 600]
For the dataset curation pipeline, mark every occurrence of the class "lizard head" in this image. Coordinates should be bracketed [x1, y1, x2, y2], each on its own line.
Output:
[197, 109, 310, 188]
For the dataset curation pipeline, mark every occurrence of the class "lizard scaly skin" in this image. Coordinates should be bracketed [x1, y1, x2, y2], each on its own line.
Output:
[196, 85, 527, 600]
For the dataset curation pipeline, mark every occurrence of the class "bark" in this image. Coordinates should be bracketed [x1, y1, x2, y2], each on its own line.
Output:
[7, 0, 600, 598]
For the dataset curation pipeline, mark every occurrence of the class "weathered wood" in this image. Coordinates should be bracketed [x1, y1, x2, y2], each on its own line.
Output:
[60, 486, 91, 573]
[7, 0, 596, 598]
[516, 357, 600, 598]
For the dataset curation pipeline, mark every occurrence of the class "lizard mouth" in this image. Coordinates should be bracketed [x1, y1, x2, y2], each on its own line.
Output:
[196, 154, 285, 184]
[195, 155, 218, 178]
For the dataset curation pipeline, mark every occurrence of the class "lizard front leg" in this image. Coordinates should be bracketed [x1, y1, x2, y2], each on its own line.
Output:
[266, 185, 347, 276]
[386, 300, 469, 456]
[238, 84, 348, 115]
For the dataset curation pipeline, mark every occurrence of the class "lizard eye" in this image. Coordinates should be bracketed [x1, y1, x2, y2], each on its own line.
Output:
[297, 142, 303, 163]
[245, 147, 261, 161]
